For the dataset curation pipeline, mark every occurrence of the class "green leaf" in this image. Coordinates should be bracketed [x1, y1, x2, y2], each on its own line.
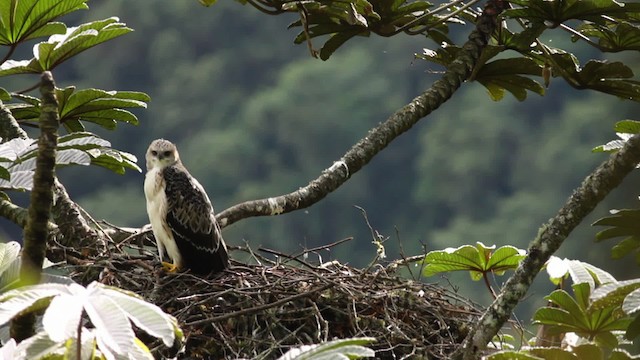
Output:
[572, 344, 603, 360]
[422, 242, 525, 280]
[486, 351, 545, 360]
[614, 120, 640, 134]
[505, 0, 640, 25]
[34, 17, 133, 70]
[276, 337, 376, 360]
[199, 0, 218, 6]
[0, 170, 34, 191]
[591, 279, 640, 310]
[0, 0, 88, 45]
[625, 313, 640, 340]
[0, 242, 20, 276]
[0, 59, 43, 77]
[593, 207, 640, 260]
[9, 87, 148, 131]
[0, 283, 69, 325]
[622, 288, 640, 315]
[611, 237, 640, 260]
[89, 149, 141, 174]
[0, 88, 10, 101]
[98, 285, 177, 347]
[320, 29, 363, 60]
[577, 22, 640, 52]
[546, 258, 616, 287]
[528, 347, 579, 360]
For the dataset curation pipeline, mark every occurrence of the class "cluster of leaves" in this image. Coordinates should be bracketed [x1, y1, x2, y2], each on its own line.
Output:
[205, 0, 640, 103]
[0, 242, 182, 360]
[419, 0, 640, 102]
[422, 242, 525, 297]
[0, 0, 146, 191]
[423, 245, 640, 359]
[592, 120, 640, 264]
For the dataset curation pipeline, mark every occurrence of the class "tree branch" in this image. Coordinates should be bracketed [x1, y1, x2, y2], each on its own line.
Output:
[456, 133, 640, 360]
[0, 197, 58, 233]
[51, 179, 108, 254]
[0, 100, 28, 141]
[12, 71, 59, 342]
[217, 0, 506, 228]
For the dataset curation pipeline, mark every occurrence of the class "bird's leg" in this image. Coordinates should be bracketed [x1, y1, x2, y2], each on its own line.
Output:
[161, 261, 179, 273]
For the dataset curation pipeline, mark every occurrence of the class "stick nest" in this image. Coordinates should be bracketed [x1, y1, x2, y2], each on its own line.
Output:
[49, 237, 482, 359]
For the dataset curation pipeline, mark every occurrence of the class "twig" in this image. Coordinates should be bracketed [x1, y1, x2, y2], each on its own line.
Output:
[186, 283, 333, 326]
[290, 236, 354, 259]
[257, 247, 319, 270]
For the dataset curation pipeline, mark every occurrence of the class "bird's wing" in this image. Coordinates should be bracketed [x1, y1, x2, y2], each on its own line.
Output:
[162, 165, 226, 259]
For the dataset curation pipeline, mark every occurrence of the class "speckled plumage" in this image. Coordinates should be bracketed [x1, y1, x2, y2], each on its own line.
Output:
[144, 139, 228, 274]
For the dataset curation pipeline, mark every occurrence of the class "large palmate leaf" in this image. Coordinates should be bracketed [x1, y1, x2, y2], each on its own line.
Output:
[545, 257, 616, 287]
[0, 17, 131, 76]
[0, 0, 88, 46]
[576, 22, 640, 52]
[0, 132, 141, 191]
[7, 87, 149, 132]
[0, 281, 182, 359]
[422, 242, 526, 280]
[418, 45, 546, 101]
[534, 283, 631, 347]
[543, 50, 640, 100]
[592, 279, 640, 340]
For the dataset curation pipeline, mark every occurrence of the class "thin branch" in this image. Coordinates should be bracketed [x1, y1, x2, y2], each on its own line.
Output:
[217, 0, 506, 228]
[186, 283, 333, 326]
[456, 133, 640, 360]
[0, 197, 58, 233]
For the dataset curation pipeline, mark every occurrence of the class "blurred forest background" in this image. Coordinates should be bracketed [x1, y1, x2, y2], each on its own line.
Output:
[1, 1, 639, 311]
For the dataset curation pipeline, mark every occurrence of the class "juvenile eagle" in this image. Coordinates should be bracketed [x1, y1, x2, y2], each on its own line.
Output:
[144, 139, 229, 274]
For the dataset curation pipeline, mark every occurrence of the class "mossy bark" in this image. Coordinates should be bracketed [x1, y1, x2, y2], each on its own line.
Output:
[11, 72, 59, 342]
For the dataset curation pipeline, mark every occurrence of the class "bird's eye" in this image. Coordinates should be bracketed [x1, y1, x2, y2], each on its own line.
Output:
[163, 151, 172, 157]
[151, 150, 157, 156]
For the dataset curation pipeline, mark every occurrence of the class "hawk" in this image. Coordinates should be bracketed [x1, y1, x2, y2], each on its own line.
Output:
[144, 139, 229, 274]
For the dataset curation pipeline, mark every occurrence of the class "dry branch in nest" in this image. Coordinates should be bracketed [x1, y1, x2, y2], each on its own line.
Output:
[47, 236, 483, 359]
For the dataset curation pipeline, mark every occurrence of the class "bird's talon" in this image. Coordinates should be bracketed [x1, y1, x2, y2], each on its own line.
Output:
[161, 261, 178, 273]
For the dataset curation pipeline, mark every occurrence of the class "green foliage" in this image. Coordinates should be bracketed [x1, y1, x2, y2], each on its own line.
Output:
[544, 257, 617, 288]
[0, 17, 132, 75]
[0, 2, 145, 187]
[212, 0, 640, 101]
[421, 242, 526, 280]
[0, 133, 140, 191]
[277, 337, 376, 360]
[533, 283, 631, 347]
[487, 346, 640, 360]
[593, 120, 640, 153]
[7, 87, 148, 132]
[0, 281, 183, 359]
[592, 279, 640, 341]
[593, 208, 640, 264]
[0, 0, 88, 46]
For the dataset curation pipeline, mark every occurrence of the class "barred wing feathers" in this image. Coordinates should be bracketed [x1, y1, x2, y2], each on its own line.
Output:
[163, 165, 228, 274]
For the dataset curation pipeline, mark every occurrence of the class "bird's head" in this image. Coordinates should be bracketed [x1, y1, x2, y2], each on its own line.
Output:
[146, 139, 180, 170]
